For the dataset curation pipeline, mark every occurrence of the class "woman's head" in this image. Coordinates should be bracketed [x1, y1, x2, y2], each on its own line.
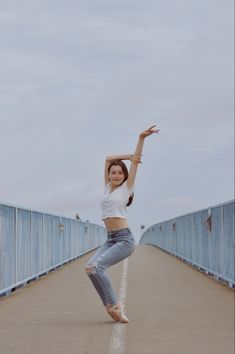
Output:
[108, 160, 128, 185]
[108, 160, 134, 206]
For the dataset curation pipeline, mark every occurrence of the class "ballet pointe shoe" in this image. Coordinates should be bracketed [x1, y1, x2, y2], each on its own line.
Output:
[106, 303, 129, 323]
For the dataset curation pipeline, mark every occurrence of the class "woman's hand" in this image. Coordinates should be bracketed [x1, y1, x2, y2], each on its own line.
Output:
[129, 154, 142, 164]
[140, 125, 160, 139]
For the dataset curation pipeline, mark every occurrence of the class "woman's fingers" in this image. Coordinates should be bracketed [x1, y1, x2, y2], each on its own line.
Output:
[130, 156, 142, 163]
[140, 125, 160, 138]
[147, 125, 156, 131]
[146, 125, 160, 134]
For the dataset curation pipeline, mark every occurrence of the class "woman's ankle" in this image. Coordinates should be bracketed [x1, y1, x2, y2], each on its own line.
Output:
[106, 302, 119, 309]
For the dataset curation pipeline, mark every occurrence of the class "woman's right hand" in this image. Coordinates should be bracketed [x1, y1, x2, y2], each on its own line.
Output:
[140, 125, 160, 139]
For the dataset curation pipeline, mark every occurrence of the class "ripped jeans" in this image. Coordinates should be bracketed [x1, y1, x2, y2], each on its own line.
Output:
[85, 228, 135, 306]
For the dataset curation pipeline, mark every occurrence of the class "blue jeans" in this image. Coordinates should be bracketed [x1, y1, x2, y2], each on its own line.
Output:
[85, 228, 135, 306]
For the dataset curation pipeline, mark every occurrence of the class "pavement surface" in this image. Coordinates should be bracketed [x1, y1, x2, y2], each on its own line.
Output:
[0, 245, 234, 354]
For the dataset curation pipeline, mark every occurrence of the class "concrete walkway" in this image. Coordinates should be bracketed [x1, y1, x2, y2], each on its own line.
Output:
[0, 245, 234, 354]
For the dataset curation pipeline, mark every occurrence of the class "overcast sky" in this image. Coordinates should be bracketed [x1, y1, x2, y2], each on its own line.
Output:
[0, 0, 234, 241]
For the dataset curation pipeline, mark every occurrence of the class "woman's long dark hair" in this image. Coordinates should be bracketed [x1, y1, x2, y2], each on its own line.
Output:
[107, 160, 134, 206]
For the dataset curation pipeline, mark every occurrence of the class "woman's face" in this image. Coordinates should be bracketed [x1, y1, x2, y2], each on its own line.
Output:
[108, 165, 125, 187]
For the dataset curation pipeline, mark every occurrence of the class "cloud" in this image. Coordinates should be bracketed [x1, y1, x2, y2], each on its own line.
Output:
[0, 0, 233, 242]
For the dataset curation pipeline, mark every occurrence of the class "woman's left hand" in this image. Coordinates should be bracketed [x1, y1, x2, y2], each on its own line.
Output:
[129, 154, 142, 163]
[140, 125, 160, 139]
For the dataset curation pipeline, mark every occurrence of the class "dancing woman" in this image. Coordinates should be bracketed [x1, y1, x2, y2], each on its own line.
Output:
[85, 125, 159, 323]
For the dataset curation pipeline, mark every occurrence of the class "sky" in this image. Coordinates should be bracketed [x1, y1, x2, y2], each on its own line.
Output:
[0, 0, 234, 242]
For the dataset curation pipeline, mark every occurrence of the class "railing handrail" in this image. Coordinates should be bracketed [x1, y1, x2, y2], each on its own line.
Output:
[0, 200, 103, 227]
[146, 199, 234, 225]
[0, 202, 106, 297]
[140, 200, 235, 288]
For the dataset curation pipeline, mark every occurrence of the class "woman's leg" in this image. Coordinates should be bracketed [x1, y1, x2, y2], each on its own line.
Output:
[85, 242, 111, 305]
[85, 238, 135, 307]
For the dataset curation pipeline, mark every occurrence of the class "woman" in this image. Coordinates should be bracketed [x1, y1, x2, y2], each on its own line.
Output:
[85, 125, 159, 323]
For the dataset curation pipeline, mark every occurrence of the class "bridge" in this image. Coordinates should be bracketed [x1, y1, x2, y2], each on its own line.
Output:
[0, 201, 234, 354]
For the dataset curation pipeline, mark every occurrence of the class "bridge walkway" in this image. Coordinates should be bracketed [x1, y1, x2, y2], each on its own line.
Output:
[0, 245, 234, 354]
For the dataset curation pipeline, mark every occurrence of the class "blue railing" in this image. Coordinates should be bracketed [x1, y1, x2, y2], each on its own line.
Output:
[139, 200, 235, 287]
[0, 202, 106, 296]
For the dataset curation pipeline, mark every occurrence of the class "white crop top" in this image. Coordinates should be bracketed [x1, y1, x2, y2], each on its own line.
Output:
[101, 181, 134, 220]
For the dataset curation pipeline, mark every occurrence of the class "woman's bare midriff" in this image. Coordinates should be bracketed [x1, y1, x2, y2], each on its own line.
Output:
[103, 217, 129, 232]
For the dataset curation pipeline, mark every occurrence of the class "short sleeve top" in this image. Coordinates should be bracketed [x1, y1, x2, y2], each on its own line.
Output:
[101, 181, 134, 220]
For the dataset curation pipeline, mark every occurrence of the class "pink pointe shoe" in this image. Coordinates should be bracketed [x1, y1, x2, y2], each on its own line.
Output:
[106, 303, 129, 323]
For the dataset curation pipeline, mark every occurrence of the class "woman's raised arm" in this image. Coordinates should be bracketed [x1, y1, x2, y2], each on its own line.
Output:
[126, 125, 159, 190]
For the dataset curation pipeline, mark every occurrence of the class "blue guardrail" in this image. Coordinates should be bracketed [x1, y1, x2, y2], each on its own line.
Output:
[0, 203, 106, 296]
[140, 200, 235, 288]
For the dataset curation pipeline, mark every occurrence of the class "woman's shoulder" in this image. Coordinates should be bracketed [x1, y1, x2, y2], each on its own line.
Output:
[122, 181, 134, 194]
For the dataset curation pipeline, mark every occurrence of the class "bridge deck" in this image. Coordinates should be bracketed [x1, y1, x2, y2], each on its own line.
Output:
[0, 245, 234, 354]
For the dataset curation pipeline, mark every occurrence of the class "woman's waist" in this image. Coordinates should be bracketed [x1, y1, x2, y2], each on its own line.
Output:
[103, 217, 128, 232]
[107, 227, 133, 239]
